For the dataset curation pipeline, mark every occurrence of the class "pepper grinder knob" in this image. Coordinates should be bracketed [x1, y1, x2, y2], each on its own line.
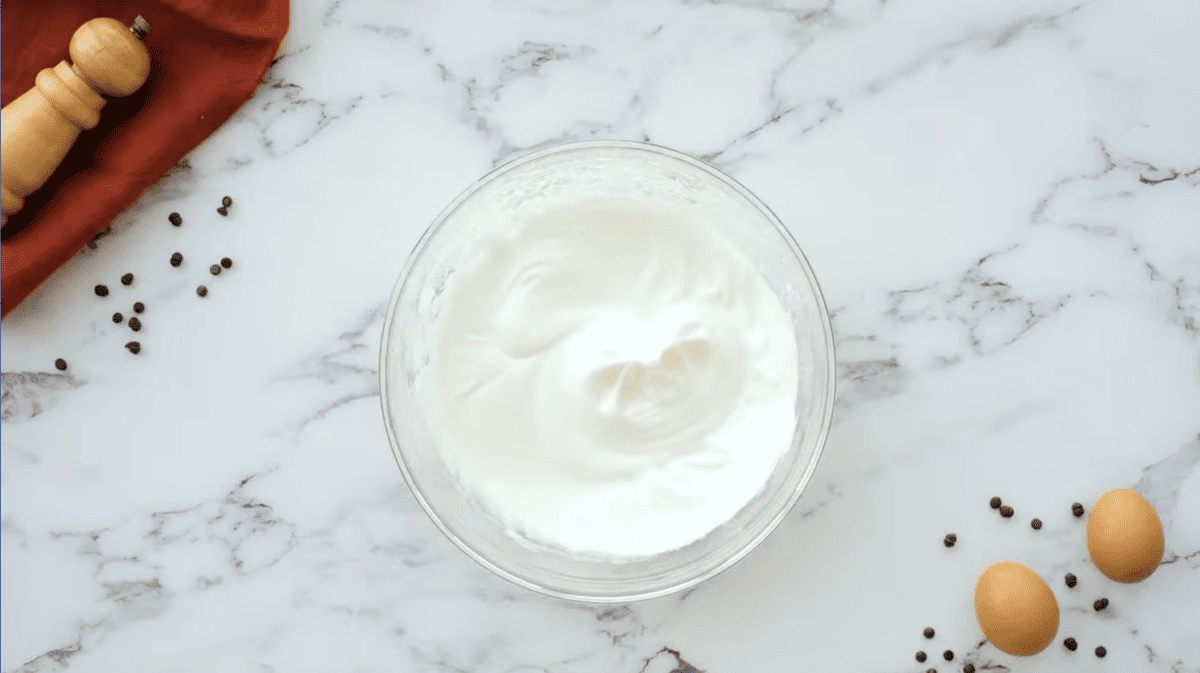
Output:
[1, 16, 151, 227]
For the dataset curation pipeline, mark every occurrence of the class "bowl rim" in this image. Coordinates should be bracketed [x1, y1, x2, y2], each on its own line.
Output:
[379, 139, 837, 602]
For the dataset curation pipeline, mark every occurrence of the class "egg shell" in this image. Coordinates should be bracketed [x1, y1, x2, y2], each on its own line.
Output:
[973, 562, 1059, 656]
[1087, 488, 1164, 583]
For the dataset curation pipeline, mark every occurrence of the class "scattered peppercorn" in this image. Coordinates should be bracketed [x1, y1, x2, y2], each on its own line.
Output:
[197, 285, 208, 297]
[1064, 637, 1078, 651]
[1065, 573, 1077, 588]
[963, 664, 975, 673]
[222, 195, 232, 207]
[128, 317, 141, 332]
[220, 257, 232, 269]
[95, 284, 109, 297]
[924, 627, 935, 639]
[944, 650, 954, 661]
[121, 273, 134, 286]
[125, 341, 141, 354]
[1072, 502, 1085, 517]
[54, 358, 67, 371]
[133, 302, 145, 314]
[999, 505, 1014, 518]
[1094, 598, 1108, 611]
[217, 205, 228, 216]
[944, 533, 957, 548]
[113, 312, 123, 324]
[169, 212, 183, 226]
[1095, 646, 1107, 658]
[210, 264, 221, 275]
[170, 252, 183, 267]
[990, 496, 1002, 509]
[1031, 518, 1043, 530]
[916, 651, 927, 663]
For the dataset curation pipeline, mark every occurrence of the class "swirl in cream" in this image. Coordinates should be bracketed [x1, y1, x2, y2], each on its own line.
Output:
[433, 200, 798, 558]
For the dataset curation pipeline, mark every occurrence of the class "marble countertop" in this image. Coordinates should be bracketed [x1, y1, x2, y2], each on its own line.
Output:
[3, 0, 1198, 671]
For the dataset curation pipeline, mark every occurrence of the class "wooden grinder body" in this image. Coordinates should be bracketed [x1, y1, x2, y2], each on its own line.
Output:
[1, 17, 151, 227]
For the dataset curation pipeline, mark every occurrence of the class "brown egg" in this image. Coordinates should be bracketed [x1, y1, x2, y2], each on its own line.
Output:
[974, 562, 1059, 656]
[1087, 488, 1164, 583]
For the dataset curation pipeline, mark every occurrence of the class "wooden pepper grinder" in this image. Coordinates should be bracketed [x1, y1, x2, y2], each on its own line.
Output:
[1, 16, 151, 227]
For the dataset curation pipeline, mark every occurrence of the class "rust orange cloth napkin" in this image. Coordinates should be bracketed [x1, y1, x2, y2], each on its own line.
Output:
[1, 0, 288, 317]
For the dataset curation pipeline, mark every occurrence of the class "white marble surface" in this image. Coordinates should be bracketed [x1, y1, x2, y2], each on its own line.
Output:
[3, 0, 1199, 671]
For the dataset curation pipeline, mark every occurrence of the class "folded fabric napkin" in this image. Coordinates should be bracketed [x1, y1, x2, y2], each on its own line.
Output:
[1, 0, 289, 318]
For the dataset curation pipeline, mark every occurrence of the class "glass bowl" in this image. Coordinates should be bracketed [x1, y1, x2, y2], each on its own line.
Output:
[379, 140, 835, 602]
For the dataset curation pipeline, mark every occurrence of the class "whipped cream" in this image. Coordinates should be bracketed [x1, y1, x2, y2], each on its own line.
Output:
[432, 200, 798, 558]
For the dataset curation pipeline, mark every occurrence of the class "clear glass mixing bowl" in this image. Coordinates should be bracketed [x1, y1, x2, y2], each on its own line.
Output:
[379, 140, 835, 602]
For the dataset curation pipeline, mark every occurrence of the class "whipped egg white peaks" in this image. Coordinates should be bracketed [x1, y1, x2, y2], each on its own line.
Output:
[432, 200, 799, 558]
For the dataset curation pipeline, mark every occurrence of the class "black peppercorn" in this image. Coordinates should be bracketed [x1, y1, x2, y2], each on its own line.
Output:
[924, 627, 935, 639]
[944, 533, 957, 548]
[113, 312, 123, 324]
[1094, 598, 1108, 611]
[210, 264, 221, 275]
[1065, 573, 1077, 588]
[121, 273, 134, 286]
[944, 650, 954, 661]
[220, 257, 232, 269]
[990, 496, 1002, 509]
[170, 252, 183, 267]
[222, 195, 232, 207]
[963, 664, 975, 673]
[95, 284, 109, 297]
[217, 205, 228, 216]
[1031, 518, 1042, 530]
[916, 651, 927, 663]
[1095, 646, 1106, 658]
[1072, 502, 1085, 517]
[133, 302, 145, 314]
[169, 212, 183, 226]
[125, 341, 141, 354]
[197, 285, 208, 297]
[1064, 637, 1077, 651]
[999, 505, 1014, 518]
[54, 358, 67, 371]
[128, 317, 141, 332]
